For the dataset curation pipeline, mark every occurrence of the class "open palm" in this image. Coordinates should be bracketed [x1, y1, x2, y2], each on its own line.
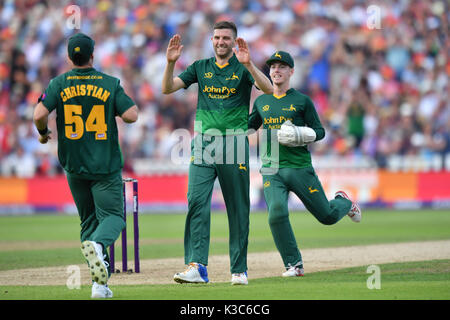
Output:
[233, 37, 250, 65]
[166, 34, 184, 62]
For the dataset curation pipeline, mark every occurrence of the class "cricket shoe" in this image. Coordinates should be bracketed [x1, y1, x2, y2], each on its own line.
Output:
[81, 240, 109, 285]
[282, 266, 305, 277]
[335, 191, 362, 223]
[231, 272, 248, 285]
[91, 282, 113, 299]
[174, 262, 209, 283]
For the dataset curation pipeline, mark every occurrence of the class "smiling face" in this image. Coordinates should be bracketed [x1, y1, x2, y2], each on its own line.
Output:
[211, 28, 235, 60]
[269, 62, 294, 86]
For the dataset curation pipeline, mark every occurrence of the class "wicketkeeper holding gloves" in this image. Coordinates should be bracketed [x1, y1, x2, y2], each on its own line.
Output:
[248, 51, 362, 277]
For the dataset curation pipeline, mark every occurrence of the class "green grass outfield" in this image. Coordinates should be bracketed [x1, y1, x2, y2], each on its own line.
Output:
[0, 209, 450, 301]
[2, 260, 449, 300]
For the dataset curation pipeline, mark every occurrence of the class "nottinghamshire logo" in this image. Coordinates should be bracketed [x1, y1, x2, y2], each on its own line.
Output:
[282, 104, 296, 112]
[226, 72, 239, 80]
[203, 85, 236, 99]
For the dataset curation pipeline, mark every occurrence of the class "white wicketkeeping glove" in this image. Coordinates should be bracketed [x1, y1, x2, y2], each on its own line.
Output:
[277, 120, 316, 147]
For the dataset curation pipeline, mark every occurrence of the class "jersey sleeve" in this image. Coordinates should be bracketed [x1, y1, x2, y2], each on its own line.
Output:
[178, 61, 198, 89]
[40, 79, 59, 112]
[248, 101, 262, 131]
[114, 80, 135, 116]
[304, 96, 325, 141]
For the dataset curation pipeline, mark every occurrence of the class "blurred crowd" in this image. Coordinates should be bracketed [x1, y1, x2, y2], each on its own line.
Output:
[0, 0, 448, 177]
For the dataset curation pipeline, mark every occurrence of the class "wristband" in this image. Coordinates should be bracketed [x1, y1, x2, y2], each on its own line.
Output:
[38, 127, 49, 135]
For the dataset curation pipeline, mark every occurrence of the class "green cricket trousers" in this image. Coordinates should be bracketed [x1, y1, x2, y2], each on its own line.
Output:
[262, 166, 352, 269]
[66, 170, 126, 271]
[184, 134, 250, 274]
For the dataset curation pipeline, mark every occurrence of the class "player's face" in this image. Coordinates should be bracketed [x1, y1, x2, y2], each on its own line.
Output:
[269, 62, 293, 85]
[211, 28, 235, 59]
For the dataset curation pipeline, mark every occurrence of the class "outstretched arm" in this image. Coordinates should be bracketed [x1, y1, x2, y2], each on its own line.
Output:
[233, 37, 273, 94]
[162, 34, 187, 94]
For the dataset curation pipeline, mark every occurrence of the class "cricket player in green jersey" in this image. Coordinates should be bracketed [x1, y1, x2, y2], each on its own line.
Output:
[248, 51, 361, 277]
[162, 21, 273, 285]
[33, 33, 138, 298]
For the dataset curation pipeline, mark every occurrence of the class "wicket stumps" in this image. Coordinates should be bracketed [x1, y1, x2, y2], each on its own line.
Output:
[109, 178, 140, 273]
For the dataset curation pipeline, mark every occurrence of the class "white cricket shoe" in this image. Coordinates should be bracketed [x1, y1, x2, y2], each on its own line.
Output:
[81, 240, 109, 285]
[174, 262, 209, 283]
[282, 266, 305, 277]
[335, 191, 362, 223]
[231, 272, 248, 285]
[91, 282, 113, 299]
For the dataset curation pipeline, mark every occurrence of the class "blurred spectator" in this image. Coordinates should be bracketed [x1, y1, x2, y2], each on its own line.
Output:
[0, 0, 448, 176]
[2, 145, 36, 177]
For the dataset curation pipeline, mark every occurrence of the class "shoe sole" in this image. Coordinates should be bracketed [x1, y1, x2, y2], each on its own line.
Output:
[173, 273, 208, 284]
[349, 205, 362, 222]
[231, 281, 248, 285]
[91, 292, 113, 299]
[173, 277, 208, 284]
[336, 191, 361, 222]
[81, 241, 108, 285]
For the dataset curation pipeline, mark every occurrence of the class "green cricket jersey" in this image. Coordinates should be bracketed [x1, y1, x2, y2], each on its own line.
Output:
[248, 88, 325, 168]
[178, 54, 255, 135]
[41, 67, 135, 177]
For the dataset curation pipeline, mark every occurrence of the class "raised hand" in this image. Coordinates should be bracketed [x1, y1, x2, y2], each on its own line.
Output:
[166, 34, 184, 63]
[233, 37, 251, 66]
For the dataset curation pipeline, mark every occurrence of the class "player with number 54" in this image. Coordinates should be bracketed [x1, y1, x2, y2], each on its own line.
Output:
[33, 33, 138, 299]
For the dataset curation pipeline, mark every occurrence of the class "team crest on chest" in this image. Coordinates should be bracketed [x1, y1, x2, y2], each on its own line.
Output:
[204, 72, 213, 79]
[226, 72, 239, 80]
[282, 104, 296, 112]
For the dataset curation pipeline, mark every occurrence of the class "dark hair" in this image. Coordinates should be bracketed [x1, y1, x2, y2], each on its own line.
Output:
[213, 21, 237, 38]
[71, 52, 90, 66]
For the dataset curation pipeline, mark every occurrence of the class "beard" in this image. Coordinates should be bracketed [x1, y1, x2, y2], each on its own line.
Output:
[214, 45, 233, 59]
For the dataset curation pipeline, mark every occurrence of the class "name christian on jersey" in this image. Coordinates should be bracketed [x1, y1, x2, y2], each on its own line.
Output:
[60, 83, 111, 103]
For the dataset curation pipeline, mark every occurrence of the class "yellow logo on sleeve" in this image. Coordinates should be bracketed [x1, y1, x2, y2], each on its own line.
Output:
[309, 187, 318, 193]
[264, 181, 270, 188]
[238, 163, 247, 171]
